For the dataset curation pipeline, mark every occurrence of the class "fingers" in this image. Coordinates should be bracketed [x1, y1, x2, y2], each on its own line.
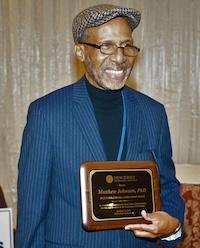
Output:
[132, 230, 158, 239]
[125, 223, 150, 230]
[124, 210, 153, 230]
[141, 210, 152, 222]
[124, 210, 151, 231]
[124, 210, 181, 239]
[141, 210, 159, 223]
[125, 223, 155, 233]
[124, 210, 160, 238]
[125, 223, 158, 238]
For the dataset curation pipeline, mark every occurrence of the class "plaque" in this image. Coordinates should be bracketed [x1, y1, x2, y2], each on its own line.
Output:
[80, 160, 160, 231]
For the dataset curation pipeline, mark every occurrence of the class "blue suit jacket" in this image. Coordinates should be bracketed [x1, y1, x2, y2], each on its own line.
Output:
[16, 76, 184, 248]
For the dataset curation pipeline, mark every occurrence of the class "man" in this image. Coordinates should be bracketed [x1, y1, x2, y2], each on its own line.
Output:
[16, 4, 185, 248]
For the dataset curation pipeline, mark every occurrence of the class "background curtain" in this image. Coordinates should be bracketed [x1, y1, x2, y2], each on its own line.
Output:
[0, 0, 199, 227]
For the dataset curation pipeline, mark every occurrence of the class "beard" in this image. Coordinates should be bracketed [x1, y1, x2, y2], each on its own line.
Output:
[84, 55, 133, 90]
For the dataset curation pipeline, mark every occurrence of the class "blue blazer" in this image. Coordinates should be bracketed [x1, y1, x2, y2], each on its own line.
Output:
[16, 76, 184, 248]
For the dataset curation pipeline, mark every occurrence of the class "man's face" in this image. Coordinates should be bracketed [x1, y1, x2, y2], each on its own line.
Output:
[76, 17, 136, 90]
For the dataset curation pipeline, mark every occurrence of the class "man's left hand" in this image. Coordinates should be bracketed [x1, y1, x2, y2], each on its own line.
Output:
[125, 210, 180, 239]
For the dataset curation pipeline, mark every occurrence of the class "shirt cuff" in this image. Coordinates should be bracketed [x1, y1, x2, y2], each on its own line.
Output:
[161, 224, 182, 241]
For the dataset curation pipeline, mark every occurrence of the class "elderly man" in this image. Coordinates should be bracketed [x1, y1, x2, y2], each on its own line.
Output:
[16, 4, 184, 248]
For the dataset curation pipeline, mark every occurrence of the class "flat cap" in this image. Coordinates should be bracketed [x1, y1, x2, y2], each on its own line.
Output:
[72, 4, 141, 43]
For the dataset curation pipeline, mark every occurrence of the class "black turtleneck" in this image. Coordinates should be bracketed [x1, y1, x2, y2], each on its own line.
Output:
[86, 80, 127, 161]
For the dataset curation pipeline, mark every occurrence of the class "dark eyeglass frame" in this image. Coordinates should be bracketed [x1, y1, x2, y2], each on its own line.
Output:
[80, 42, 140, 57]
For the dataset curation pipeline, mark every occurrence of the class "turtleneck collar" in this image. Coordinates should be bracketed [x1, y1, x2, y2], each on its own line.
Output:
[85, 77, 123, 111]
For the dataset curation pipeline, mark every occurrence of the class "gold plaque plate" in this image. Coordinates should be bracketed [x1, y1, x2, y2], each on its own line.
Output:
[80, 160, 160, 231]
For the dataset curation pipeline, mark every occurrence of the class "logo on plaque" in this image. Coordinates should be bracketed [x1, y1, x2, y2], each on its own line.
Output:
[106, 175, 113, 183]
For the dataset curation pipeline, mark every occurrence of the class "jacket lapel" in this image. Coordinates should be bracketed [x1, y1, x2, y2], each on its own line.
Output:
[123, 87, 146, 160]
[72, 77, 106, 161]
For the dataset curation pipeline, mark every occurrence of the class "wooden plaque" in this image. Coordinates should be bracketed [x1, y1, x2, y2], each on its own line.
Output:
[80, 160, 160, 231]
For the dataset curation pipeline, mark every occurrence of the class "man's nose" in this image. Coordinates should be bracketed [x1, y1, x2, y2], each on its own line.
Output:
[110, 47, 126, 64]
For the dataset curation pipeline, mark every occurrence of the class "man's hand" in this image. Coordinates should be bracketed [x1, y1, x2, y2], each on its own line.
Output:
[125, 210, 180, 239]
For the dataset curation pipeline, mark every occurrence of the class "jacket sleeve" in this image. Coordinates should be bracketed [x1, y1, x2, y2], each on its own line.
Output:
[157, 107, 185, 248]
[16, 102, 53, 248]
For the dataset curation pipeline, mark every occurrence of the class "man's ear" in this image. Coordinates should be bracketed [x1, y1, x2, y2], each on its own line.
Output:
[74, 44, 85, 62]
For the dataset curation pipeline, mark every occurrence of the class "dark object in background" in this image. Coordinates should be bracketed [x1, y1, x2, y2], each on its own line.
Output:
[0, 186, 7, 208]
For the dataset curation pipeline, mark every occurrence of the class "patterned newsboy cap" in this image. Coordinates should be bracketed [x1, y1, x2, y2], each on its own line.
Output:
[72, 4, 141, 43]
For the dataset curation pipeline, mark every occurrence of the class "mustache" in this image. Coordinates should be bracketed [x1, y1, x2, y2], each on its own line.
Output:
[103, 61, 131, 71]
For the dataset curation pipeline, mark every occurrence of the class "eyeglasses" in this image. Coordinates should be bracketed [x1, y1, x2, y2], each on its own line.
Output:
[81, 42, 140, 57]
